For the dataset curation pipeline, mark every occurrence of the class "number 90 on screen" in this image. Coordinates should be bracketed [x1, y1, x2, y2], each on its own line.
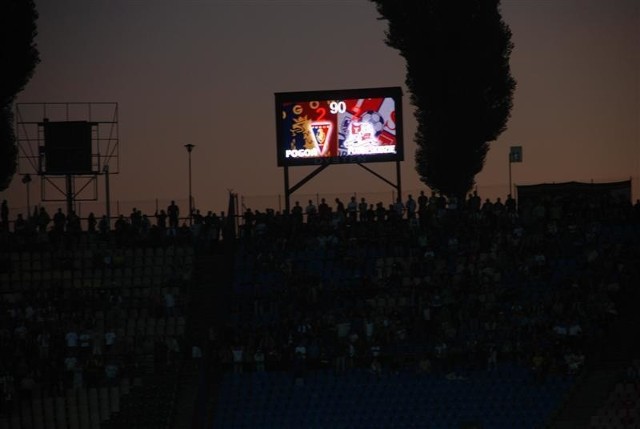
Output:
[329, 101, 346, 114]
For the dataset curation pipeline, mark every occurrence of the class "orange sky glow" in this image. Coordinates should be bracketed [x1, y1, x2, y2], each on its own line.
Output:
[3, 0, 639, 219]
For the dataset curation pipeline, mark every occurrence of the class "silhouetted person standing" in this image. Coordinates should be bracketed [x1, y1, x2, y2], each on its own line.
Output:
[87, 212, 97, 233]
[347, 196, 358, 224]
[155, 209, 167, 229]
[358, 197, 368, 222]
[168, 200, 179, 230]
[37, 207, 51, 233]
[291, 201, 303, 225]
[406, 194, 417, 220]
[53, 208, 66, 233]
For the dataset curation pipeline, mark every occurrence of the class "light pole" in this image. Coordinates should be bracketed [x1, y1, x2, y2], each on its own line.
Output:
[508, 146, 522, 197]
[184, 144, 195, 225]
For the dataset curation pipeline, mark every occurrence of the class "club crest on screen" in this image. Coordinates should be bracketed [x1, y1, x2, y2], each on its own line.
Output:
[310, 121, 332, 157]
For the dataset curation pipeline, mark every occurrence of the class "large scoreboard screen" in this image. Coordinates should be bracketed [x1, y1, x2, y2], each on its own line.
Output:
[275, 86, 403, 167]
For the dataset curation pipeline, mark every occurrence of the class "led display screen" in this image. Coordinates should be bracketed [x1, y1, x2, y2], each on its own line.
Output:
[275, 87, 403, 166]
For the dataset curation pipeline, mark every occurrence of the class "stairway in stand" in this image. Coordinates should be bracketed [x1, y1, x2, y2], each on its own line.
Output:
[171, 239, 235, 429]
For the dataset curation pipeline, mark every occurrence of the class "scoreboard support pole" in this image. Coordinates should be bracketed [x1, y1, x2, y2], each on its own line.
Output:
[65, 174, 74, 215]
[396, 160, 402, 202]
[284, 166, 289, 212]
[356, 160, 402, 202]
[283, 164, 330, 213]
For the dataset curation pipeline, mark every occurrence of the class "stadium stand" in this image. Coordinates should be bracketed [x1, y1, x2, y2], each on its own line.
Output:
[0, 190, 639, 428]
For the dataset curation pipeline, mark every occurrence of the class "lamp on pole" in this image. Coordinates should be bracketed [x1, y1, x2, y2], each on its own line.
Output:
[184, 144, 195, 225]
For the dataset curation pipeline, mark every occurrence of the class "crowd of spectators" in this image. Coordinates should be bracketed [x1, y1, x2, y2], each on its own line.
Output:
[1, 190, 640, 423]
[0, 200, 195, 420]
[207, 191, 640, 386]
[0, 199, 227, 252]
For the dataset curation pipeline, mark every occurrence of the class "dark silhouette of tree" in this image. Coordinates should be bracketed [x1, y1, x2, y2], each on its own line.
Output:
[370, 0, 516, 197]
[0, 0, 40, 191]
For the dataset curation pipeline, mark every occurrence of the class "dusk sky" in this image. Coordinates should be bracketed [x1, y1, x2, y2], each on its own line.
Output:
[3, 0, 639, 218]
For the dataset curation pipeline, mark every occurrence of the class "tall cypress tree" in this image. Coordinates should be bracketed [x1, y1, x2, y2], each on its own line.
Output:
[370, 0, 516, 198]
[0, 0, 40, 191]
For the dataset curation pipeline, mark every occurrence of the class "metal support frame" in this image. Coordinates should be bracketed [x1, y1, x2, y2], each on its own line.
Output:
[283, 160, 402, 212]
[15, 102, 119, 215]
